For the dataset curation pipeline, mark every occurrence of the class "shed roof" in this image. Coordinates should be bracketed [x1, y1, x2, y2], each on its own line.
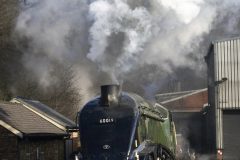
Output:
[155, 88, 207, 104]
[11, 97, 75, 129]
[0, 102, 66, 137]
[155, 88, 208, 111]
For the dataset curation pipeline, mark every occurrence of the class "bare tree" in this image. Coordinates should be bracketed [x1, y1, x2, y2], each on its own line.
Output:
[11, 62, 81, 120]
[38, 63, 82, 120]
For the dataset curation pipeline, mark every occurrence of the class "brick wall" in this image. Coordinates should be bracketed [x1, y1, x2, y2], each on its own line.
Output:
[0, 126, 65, 160]
[0, 126, 19, 160]
[19, 138, 65, 160]
[164, 90, 208, 111]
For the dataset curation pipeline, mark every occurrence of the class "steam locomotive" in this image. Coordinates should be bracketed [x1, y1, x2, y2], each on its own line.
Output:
[79, 85, 177, 160]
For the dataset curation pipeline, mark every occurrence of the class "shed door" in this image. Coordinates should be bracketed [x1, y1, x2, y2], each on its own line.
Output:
[223, 110, 240, 159]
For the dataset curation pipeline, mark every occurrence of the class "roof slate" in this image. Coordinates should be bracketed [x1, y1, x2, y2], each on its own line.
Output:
[12, 98, 76, 128]
[0, 102, 66, 136]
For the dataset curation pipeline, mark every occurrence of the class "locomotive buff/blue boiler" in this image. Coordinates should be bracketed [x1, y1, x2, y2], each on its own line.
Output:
[79, 85, 177, 160]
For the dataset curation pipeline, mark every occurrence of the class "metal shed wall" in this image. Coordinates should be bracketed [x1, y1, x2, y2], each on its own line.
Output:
[214, 38, 240, 109]
[206, 37, 240, 158]
[222, 110, 240, 159]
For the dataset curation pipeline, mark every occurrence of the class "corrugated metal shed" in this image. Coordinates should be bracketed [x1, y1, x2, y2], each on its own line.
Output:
[206, 37, 240, 159]
[211, 38, 240, 109]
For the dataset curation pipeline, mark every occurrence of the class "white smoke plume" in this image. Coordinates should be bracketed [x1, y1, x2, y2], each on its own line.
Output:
[14, 0, 240, 101]
[86, 0, 216, 76]
[87, 0, 153, 74]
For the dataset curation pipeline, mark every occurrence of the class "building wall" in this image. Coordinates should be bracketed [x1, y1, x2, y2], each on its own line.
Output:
[0, 126, 66, 160]
[212, 39, 240, 109]
[222, 110, 240, 159]
[202, 106, 216, 154]
[0, 126, 19, 160]
[205, 44, 217, 154]
[19, 138, 65, 160]
[206, 39, 240, 158]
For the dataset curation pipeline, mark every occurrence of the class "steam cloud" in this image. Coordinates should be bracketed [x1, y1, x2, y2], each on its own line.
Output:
[88, 0, 153, 75]
[14, 0, 240, 102]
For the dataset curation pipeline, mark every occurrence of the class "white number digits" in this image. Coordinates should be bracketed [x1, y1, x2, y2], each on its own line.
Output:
[99, 118, 114, 124]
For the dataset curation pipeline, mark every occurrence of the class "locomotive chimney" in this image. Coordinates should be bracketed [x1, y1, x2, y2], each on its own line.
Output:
[100, 85, 120, 106]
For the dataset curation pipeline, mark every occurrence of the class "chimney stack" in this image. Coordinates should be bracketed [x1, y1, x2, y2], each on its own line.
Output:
[100, 85, 120, 106]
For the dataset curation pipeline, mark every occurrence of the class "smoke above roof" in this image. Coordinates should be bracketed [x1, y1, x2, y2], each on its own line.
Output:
[14, 0, 240, 102]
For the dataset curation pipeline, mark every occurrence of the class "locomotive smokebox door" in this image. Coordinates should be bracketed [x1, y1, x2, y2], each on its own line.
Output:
[100, 85, 120, 107]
